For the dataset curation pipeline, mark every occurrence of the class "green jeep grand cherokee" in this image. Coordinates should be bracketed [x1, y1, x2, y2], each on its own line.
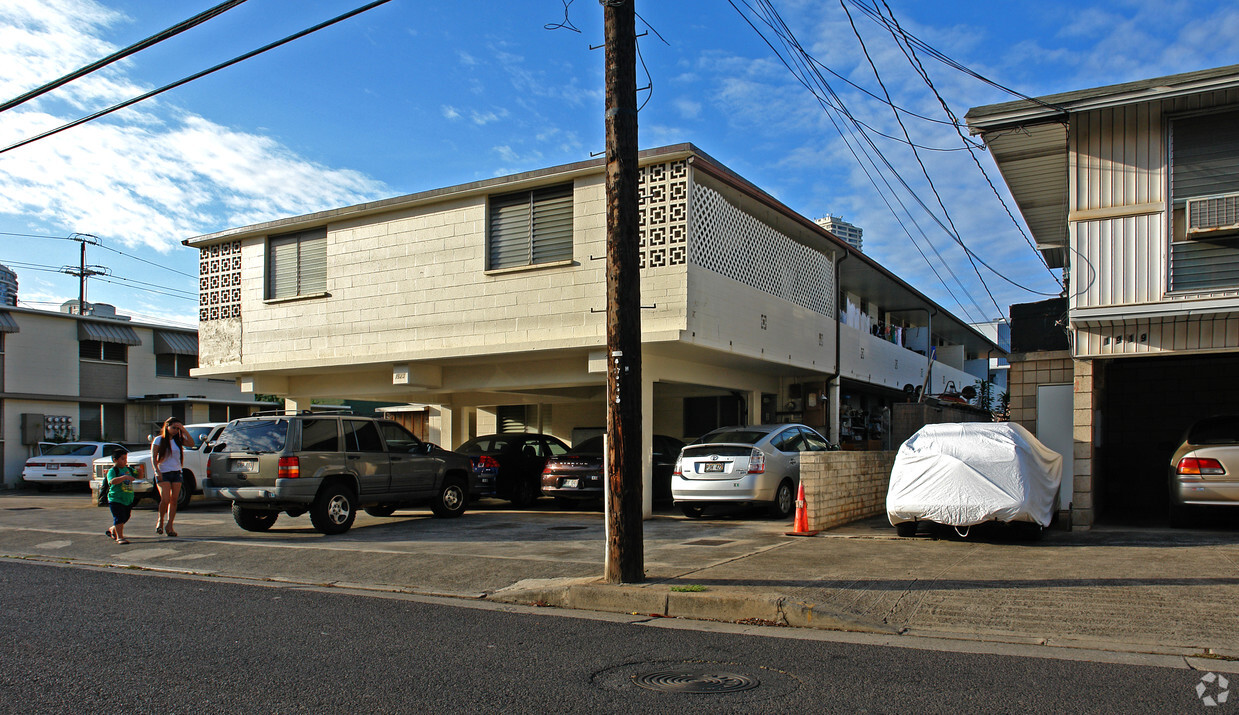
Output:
[204, 412, 475, 535]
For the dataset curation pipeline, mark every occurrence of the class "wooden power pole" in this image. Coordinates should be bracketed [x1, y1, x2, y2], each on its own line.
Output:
[601, 0, 643, 584]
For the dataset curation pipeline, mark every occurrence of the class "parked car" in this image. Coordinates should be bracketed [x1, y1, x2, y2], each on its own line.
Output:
[1169, 415, 1239, 527]
[90, 423, 226, 509]
[541, 434, 686, 505]
[672, 424, 836, 519]
[886, 422, 1062, 538]
[23, 442, 126, 491]
[456, 432, 570, 506]
[204, 412, 476, 535]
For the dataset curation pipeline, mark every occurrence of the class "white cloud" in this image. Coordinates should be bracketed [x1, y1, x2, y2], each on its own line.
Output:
[441, 105, 461, 120]
[470, 108, 509, 125]
[0, 0, 390, 256]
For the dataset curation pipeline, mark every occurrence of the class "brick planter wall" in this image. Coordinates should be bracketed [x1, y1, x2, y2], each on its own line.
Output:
[799, 451, 898, 531]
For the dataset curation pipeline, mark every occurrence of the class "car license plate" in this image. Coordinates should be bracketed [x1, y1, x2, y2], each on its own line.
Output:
[703, 462, 725, 473]
[231, 459, 258, 473]
[46, 464, 59, 470]
[562, 478, 580, 489]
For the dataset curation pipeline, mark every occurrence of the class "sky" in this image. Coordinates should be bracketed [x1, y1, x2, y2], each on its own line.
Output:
[0, 0, 1237, 329]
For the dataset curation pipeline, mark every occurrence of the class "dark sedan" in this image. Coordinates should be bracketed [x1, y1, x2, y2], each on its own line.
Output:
[541, 434, 685, 505]
[456, 433, 570, 507]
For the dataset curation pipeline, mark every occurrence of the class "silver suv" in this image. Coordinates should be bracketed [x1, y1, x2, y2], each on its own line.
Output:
[204, 412, 475, 535]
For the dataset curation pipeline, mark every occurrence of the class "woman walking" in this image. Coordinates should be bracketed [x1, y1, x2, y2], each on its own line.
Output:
[152, 416, 195, 537]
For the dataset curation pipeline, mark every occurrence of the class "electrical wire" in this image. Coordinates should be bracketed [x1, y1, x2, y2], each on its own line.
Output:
[871, 0, 1062, 290]
[1, 230, 198, 278]
[0, 0, 393, 156]
[0, 0, 249, 114]
[738, 0, 992, 319]
[727, 0, 986, 322]
[839, 0, 1005, 317]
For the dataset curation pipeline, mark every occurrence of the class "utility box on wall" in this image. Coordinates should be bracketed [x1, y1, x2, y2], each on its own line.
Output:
[20, 414, 44, 445]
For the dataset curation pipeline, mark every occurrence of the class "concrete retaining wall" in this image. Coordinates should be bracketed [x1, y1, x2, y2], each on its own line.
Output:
[800, 451, 898, 531]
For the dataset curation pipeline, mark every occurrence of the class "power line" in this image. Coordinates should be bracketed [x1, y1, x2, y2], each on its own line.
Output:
[0, 0, 394, 156]
[728, 0, 987, 322]
[1, 230, 198, 278]
[870, 0, 1062, 291]
[0, 0, 248, 114]
[839, 0, 1004, 318]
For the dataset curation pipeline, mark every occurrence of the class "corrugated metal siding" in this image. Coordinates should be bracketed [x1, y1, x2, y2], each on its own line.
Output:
[1072, 103, 1165, 213]
[1168, 106, 1239, 293]
[1074, 315, 1239, 357]
[1071, 214, 1165, 308]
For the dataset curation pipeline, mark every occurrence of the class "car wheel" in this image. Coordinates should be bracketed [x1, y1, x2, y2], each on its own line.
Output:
[769, 479, 795, 519]
[895, 521, 918, 537]
[176, 473, 194, 510]
[232, 504, 278, 532]
[430, 477, 468, 518]
[310, 483, 357, 535]
[509, 479, 539, 508]
[364, 506, 397, 517]
[679, 504, 706, 519]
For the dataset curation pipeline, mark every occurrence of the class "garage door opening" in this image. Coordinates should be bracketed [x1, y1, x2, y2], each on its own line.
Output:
[1098, 353, 1239, 523]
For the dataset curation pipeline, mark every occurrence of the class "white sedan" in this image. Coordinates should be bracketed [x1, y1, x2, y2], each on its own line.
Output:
[23, 442, 127, 490]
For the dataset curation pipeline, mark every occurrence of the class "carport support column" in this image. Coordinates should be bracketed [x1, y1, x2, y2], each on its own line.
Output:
[828, 378, 842, 445]
[1071, 358, 1097, 530]
[432, 404, 468, 450]
[283, 396, 310, 413]
[642, 373, 654, 519]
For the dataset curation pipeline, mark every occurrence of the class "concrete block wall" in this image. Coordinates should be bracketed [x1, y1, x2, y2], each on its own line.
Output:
[800, 450, 898, 531]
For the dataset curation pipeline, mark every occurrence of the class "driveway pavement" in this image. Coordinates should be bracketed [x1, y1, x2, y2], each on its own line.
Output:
[3, 490, 1237, 662]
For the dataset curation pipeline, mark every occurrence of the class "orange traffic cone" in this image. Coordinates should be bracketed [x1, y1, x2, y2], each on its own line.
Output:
[785, 482, 819, 537]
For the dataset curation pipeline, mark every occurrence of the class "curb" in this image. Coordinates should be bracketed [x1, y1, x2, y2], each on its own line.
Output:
[488, 578, 898, 635]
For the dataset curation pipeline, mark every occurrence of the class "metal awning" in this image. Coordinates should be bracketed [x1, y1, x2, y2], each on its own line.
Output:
[154, 330, 198, 355]
[0, 311, 18, 333]
[78, 321, 141, 346]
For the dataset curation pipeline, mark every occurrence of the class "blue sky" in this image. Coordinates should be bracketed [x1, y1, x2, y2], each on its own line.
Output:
[1, 0, 1237, 328]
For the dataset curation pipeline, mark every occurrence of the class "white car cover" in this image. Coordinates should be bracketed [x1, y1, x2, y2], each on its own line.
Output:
[887, 422, 1063, 528]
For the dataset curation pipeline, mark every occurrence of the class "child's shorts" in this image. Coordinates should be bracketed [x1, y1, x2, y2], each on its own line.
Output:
[109, 501, 132, 526]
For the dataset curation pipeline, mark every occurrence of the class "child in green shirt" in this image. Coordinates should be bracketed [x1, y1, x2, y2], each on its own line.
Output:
[104, 449, 138, 545]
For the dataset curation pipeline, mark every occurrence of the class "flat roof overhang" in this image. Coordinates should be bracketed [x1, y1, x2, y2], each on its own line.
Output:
[965, 64, 1239, 271]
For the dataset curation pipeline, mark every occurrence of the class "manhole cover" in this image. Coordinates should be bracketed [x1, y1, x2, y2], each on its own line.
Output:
[633, 668, 760, 694]
[685, 538, 732, 546]
[548, 526, 589, 531]
[592, 661, 799, 701]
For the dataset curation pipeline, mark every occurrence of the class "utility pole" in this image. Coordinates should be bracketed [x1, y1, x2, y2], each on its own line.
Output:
[60, 233, 104, 315]
[601, 0, 643, 584]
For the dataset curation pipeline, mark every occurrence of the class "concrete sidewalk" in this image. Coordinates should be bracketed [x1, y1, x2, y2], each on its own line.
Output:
[3, 491, 1238, 660]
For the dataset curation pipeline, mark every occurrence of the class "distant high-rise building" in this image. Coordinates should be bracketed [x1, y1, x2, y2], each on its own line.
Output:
[0, 264, 16, 306]
[815, 215, 863, 251]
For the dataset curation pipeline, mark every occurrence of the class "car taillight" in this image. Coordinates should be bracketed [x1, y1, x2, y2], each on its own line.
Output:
[65, 462, 89, 469]
[26, 461, 45, 468]
[672, 455, 682, 476]
[747, 449, 765, 474]
[473, 455, 499, 472]
[278, 456, 300, 479]
[136, 463, 146, 479]
[1178, 457, 1225, 476]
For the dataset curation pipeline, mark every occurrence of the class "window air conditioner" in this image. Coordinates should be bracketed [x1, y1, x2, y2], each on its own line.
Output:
[1186, 193, 1239, 238]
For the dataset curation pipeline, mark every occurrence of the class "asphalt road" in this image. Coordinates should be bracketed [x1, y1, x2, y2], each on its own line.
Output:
[0, 561, 1220, 713]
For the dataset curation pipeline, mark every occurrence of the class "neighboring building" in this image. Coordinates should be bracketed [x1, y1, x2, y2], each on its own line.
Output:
[966, 64, 1239, 529]
[185, 143, 1001, 513]
[967, 319, 1011, 410]
[815, 215, 863, 251]
[0, 302, 261, 486]
[0, 264, 16, 306]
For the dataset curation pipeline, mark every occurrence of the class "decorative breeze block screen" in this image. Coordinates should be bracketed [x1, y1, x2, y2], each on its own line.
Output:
[199, 241, 242, 322]
[691, 182, 835, 317]
[638, 160, 688, 269]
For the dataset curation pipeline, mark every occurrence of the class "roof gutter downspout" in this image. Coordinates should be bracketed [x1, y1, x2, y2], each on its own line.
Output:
[831, 249, 850, 445]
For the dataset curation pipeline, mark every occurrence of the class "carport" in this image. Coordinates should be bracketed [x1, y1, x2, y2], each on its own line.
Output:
[1098, 352, 1239, 521]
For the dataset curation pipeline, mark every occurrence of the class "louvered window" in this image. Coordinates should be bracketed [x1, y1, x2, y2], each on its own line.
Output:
[1170, 109, 1239, 292]
[487, 184, 574, 270]
[266, 228, 327, 299]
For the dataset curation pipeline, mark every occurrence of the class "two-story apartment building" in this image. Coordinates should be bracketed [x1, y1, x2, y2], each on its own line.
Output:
[1, 302, 260, 486]
[185, 144, 1000, 513]
[967, 64, 1239, 528]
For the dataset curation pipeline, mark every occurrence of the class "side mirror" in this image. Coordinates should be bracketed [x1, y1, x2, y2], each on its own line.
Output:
[418, 443, 436, 455]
